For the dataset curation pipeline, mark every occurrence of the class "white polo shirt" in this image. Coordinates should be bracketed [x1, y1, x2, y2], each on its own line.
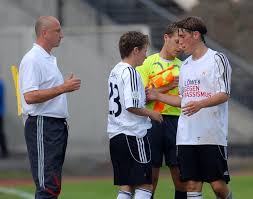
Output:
[19, 43, 68, 118]
[177, 49, 232, 146]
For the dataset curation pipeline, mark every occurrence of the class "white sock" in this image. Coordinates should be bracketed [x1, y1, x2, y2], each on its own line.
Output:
[187, 192, 203, 199]
[117, 190, 132, 199]
[226, 192, 232, 199]
[134, 188, 152, 199]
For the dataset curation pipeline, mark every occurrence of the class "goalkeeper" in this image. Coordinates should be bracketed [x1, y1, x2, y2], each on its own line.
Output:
[136, 23, 186, 199]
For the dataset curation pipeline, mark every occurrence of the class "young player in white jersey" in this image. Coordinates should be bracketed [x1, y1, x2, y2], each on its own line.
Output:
[108, 31, 163, 199]
[146, 17, 232, 199]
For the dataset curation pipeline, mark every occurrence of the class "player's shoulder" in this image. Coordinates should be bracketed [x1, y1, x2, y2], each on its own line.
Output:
[120, 62, 134, 73]
[112, 61, 127, 70]
[205, 48, 227, 60]
[181, 55, 191, 67]
[173, 57, 182, 65]
[112, 62, 134, 75]
[144, 53, 159, 63]
[213, 50, 229, 61]
[136, 53, 159, 70]
[213, 51, 232, 73]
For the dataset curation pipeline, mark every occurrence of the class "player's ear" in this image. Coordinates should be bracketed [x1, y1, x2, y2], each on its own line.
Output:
[133, 47, 139, 55]
[193, 31, 200, 40]
[164, 33, 170, 41]
[41, 27, 48, 38]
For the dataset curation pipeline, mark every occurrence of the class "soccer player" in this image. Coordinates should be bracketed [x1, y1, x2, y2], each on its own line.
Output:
[136, 23, 186, 199]
[146, 16, 232, 199]
[19, 16, 81, 198]
[108, 31, 163, 199]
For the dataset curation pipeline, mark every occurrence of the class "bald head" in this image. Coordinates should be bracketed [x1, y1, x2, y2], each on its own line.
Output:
[35, 16, 60, 37]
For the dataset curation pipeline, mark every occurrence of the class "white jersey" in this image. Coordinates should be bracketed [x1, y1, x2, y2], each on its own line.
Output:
[107, 62, 151, 139]
[19, 43, 68, 118]
[177, 48, 232, 146]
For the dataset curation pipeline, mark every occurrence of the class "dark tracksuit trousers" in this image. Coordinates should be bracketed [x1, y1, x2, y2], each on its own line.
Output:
[25, 115, 68, 199]
[0, 117, 8, 157]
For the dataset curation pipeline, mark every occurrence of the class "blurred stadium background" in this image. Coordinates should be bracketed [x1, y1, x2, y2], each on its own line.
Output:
[0, 0, 252, 185]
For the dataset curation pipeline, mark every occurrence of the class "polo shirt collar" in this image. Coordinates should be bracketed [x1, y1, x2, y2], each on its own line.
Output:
[33, 43, 52, 58]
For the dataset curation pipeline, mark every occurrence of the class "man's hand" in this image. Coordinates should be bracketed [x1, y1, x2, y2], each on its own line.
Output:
[146, 76, 179, 97]
[149, 111, 163, 123]
[182, 101, 202, 116]
[166, 76, 179, 91]
[182, 93, 229, 116]
[145, 87, 159, 102]
[62, 73, 81, 93]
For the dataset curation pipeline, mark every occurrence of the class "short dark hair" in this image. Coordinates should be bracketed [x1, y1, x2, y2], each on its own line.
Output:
[176, 16, 207, 42]
[164, 22, 178, 35]
[119, 31, 149, 59]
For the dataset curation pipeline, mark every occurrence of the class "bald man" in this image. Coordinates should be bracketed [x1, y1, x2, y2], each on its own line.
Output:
[19, 16, 81, 199]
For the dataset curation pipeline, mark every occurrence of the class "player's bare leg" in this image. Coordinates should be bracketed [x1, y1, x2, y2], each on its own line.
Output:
[210, 180, 232, 199]
[151, 168, 160, 193]
[170, 166, 187, 198]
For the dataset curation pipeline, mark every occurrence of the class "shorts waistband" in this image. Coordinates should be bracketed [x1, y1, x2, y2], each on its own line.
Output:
[28, 115, 66, 121]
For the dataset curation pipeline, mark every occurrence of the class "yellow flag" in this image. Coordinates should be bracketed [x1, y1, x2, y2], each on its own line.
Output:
[10, 65, 22, 116]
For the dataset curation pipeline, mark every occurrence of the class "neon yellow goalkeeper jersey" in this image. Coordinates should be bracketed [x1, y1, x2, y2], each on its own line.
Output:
[136, 53, 181, 116]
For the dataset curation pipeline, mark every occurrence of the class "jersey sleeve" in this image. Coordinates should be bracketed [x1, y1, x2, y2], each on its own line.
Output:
[122, 67, 142, 109]
[19, 58, 41, 94]
[136, 58, 151, 87]
[214, 53, 232, 94]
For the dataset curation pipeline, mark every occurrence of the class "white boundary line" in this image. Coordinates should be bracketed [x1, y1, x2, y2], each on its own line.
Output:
[0, 187, 33, 199]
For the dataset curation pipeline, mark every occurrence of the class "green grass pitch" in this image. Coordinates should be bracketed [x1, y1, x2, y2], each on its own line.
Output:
[0, 175, 252, 198]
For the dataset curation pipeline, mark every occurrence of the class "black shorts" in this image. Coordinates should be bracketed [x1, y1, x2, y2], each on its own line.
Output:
[149, 115, 178, 167]
[110, 133, 152, 186]
[177, 145, 230, 183]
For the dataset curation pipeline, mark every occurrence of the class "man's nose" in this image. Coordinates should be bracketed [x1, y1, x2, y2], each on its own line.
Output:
[60, 31, 64, 38]
[179, 44, 184, 50]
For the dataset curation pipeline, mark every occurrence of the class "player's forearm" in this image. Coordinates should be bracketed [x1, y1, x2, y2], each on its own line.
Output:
[198, 92, 229, 109]
[156, 93, 181, 107]
[24, 85, 65, 104]
[156, 85, 171, 93]
[127, 107, 154, 118]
